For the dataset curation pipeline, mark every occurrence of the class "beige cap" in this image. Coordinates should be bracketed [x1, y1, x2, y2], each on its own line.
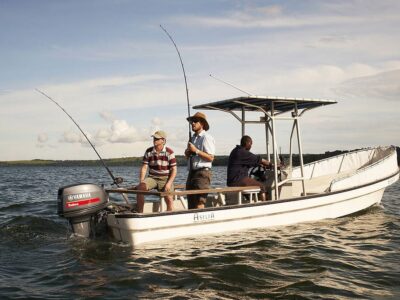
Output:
[186, 112, 209, 131]
[151, 130, 167, 139]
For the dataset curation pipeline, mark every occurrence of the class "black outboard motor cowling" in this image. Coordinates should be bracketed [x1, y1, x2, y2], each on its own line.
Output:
[58, 183, 109, 237]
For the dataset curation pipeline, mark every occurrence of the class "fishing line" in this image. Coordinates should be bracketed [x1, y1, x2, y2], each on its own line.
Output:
[36, 89, 131, 205]
[209, 74, 253, 96]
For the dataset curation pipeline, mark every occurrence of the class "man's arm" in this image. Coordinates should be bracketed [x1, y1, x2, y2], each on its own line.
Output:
[165, 166, 177, 192]
[191, 144, 214, 162]
[261, 158, 272, 167]
[139, 164, 148, 182]
[187, 134, 216, 162]
[199, 151, 214, 162]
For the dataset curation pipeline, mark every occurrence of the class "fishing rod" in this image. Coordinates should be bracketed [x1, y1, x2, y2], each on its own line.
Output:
[160, 25, 191, 140]
[209, 74, 253, 96]
[35, 89, 131, 205]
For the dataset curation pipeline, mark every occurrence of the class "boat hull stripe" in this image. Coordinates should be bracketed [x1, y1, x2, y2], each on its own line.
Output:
[66, 197, 100, 208]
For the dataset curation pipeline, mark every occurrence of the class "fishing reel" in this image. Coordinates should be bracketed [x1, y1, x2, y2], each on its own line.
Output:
[113, 177, 124, 185]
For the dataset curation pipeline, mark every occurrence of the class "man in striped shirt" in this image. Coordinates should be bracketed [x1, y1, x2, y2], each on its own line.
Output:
[136, 130, 177, 213]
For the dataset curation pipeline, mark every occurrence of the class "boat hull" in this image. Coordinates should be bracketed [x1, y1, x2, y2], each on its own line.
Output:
[107, 171, 399, 247]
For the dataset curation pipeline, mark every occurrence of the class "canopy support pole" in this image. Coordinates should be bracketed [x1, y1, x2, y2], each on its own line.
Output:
[271, 102, 280, 200]
[294, 103, 306, 196]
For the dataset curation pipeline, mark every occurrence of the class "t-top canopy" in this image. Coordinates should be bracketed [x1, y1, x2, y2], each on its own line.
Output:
[193, 96, 337, 115]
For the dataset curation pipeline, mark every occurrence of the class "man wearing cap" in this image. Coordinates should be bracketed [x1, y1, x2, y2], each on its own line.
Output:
[136, 130, 177, 213]
[185, 112, 216, 209]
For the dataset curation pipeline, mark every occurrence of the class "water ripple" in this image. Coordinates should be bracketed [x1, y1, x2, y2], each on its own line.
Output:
[0, 166, 399, 299]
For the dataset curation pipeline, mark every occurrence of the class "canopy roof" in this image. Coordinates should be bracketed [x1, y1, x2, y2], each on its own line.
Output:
[193, 96, 337, 114]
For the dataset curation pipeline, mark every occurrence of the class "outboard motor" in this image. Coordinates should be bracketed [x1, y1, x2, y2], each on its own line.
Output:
[57, 183, 109, 238]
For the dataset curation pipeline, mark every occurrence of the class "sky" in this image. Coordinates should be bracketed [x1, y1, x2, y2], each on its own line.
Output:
[1, 0, 399, 161]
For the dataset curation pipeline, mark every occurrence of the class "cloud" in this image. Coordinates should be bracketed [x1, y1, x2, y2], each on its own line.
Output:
[210, 63, 386, 101]
[49, 40, 165, 61]
[174, 14, 355, 29]
[37, 133, 48, 143]
[171, 2, 400, 29]
[35, 133, 58, 149]
[108, 119, 140, 143]
[95, 128, 111, 140]
[97, 111, 144, 144]
[60, 130, 84, 144]
[151, 117, 162, 126]
[336, 69, 400, 102]
[36, 133, 49, 149]
[2, 0, 400, 161]
[0, 74, 174, 118]
[196, 0, 399, 29]
[39, 74, 170, 98]
[57, 120, 141, 145]
[58, 112, 154, 147]
[99, 110, 116, 122]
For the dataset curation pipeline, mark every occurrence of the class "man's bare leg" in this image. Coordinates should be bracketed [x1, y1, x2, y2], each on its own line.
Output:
[136, 182, 147, 213]
[165, 196, 174, 211]
[259, 192, 267, 201]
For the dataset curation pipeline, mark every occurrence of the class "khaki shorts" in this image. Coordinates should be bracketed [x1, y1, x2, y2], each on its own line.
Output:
[143, 176, 174, 192]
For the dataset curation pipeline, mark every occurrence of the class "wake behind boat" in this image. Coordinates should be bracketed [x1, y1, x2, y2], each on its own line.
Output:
[57, 96, 399, 247]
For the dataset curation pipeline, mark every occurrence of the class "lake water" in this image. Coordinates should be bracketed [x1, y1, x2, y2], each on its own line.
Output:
[0, 165, 399, 299]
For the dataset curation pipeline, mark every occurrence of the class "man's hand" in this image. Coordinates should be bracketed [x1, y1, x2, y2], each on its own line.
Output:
[261, 159, 271, 168]
[184, 148, 192, 158]
[187, 142, 197, 153]
[164, 182, 172, 192]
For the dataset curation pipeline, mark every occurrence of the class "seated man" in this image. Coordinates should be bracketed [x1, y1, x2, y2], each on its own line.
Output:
[136, 130, 177, 213]
[227, 135, 271, 201]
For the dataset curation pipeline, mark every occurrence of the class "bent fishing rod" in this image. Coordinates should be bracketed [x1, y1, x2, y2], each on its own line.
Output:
[160, 25, 191, 140]
[35, 89, 131, 205]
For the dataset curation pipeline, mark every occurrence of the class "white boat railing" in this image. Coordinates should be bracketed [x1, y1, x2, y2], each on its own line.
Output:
[329, 147, 398, 191]
[106, 185, 263, 213]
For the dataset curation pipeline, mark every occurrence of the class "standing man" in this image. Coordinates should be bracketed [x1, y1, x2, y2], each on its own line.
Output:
[227, 135, 271, 201]
[136, 130, 177, 213]
[185, 112, 216, 209]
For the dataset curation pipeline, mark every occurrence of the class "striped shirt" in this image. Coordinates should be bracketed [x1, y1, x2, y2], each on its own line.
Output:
[142, 146, 177, 177]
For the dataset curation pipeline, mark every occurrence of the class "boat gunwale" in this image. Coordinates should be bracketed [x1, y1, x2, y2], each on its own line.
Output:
[112, 169, 399, 219]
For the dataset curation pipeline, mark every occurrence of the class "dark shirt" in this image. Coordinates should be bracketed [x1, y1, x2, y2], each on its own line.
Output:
[227, 145, 261, 185]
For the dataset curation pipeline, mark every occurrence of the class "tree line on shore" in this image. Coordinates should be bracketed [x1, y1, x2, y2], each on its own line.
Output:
[2, 147, 399, 167]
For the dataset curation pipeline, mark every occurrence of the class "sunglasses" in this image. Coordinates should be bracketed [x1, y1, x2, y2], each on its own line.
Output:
[190, 118, 201, 123]
[153, 137, 164, 141]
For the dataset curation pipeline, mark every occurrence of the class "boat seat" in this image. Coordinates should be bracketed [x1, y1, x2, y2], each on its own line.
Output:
[208, 188, 227, 207]
[241, 188, 260, 203]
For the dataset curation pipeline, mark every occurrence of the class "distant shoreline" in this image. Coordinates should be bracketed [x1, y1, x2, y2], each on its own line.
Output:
[1, 148, 399, 167]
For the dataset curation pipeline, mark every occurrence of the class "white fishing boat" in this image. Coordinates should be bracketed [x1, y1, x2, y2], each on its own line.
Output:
[57, 96, 399, 247]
